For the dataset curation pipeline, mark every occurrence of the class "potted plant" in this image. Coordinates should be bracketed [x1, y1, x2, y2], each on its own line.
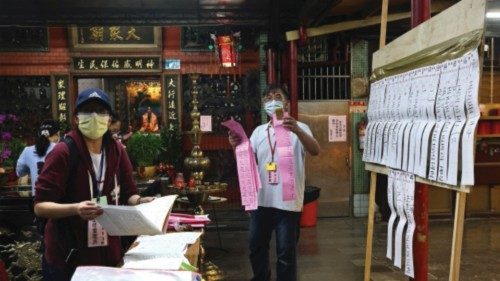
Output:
[0, 114, 25, 185]
[126, 132, 162, 179]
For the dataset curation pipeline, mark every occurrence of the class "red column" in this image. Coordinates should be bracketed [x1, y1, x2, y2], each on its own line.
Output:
[413, 183, 429, 281]
[288, 40, 298, 119]
[411, 0, 431, 28]
[267, 48, 276, 84]
[411, 1, 430, 280]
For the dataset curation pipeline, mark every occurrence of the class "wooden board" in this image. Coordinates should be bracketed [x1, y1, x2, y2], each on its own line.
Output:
[449, 192, 467, 281]
[491, 186, 500, 213]
[466, 185, 490, 213]
[372, 0, 486, 69]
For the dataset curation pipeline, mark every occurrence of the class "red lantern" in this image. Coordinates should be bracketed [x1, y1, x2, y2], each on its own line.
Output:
[211, 32, 240, 68]
[217, 35, 237, 67]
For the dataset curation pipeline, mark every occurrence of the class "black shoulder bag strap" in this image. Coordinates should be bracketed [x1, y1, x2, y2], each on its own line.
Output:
[55, 136, 80, 274]
[62, 137, 79, 196]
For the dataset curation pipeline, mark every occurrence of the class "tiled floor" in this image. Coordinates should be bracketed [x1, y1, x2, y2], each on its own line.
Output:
[202, 217, 500, 281]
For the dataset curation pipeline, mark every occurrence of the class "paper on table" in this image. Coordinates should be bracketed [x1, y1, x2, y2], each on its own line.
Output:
[168, 213, 210, 225]
[273, 112, 297, 201]
[386, 170, 397, 260]
[221, 119, 261, 210]
[71, 266, 201, 281]
[403, 173, 416, 278]
[122, 257, 186, 270]
[123, 232, 202, 270]
[96, 195, 177, 236]
[393, 171, 407, 269]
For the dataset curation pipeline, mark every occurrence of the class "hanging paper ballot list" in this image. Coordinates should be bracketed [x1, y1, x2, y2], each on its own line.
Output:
[363, 50, 480, 186]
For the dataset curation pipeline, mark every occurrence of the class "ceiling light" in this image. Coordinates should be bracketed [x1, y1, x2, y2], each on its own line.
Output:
[486, 11, 500, 19]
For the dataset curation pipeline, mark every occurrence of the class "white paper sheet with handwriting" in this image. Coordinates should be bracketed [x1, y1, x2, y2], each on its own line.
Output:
[364, 50, 479, 186]
[403, 173, 416, 278]
[386, 170, 397, 260]
[393, 171, 407, 269]
[460, 51, 480, 185]
[386, 169, 415, 277]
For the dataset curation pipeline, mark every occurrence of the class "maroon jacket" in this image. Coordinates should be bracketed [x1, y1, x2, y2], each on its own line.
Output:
[35, 130, 138, 272]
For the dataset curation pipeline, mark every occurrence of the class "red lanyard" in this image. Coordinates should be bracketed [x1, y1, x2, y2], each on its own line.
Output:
[267, 124, 277, 162]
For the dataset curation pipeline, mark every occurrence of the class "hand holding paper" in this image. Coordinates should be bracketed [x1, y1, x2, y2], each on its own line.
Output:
[96, 195, 177, 236]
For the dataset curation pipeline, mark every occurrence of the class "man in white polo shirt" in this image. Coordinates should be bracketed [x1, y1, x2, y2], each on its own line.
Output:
[229, 85, 320, 281]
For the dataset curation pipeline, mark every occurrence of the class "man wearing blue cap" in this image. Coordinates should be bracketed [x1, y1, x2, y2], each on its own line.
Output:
[34, 88, 154, 280]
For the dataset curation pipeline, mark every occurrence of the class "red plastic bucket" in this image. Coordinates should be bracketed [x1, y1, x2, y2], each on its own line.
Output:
[300, 200, 319, 227]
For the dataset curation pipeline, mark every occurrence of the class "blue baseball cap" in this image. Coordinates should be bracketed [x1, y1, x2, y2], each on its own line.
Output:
[76, 88, 113, 114]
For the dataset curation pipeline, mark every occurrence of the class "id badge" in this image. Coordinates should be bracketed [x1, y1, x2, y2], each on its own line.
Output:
[87, 219, 108, 247]
[266, 162, 277, 171]
[267, 170, 279, 184]
[98, 196, 108, 205]
[91, 196, 108, 205]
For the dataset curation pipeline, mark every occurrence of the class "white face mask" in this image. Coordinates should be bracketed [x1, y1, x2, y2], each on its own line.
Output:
[264, 100, 284, 117]
[77, 113, 110, 140]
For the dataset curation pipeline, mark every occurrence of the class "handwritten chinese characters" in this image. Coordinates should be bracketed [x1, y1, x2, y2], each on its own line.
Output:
[328, 115, 347, 142]
[385, 169, 415, 278]
[164, 75, 179, 132]
[54, 75, 69, 124]
[363, 50, 480, 186]
[72, 57, 161, 72]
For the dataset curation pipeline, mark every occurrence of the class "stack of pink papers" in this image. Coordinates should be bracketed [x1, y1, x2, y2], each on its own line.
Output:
[222, 119, 261, 210]
[272, 113, 297, 201]
[167, 213, 211, 229]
